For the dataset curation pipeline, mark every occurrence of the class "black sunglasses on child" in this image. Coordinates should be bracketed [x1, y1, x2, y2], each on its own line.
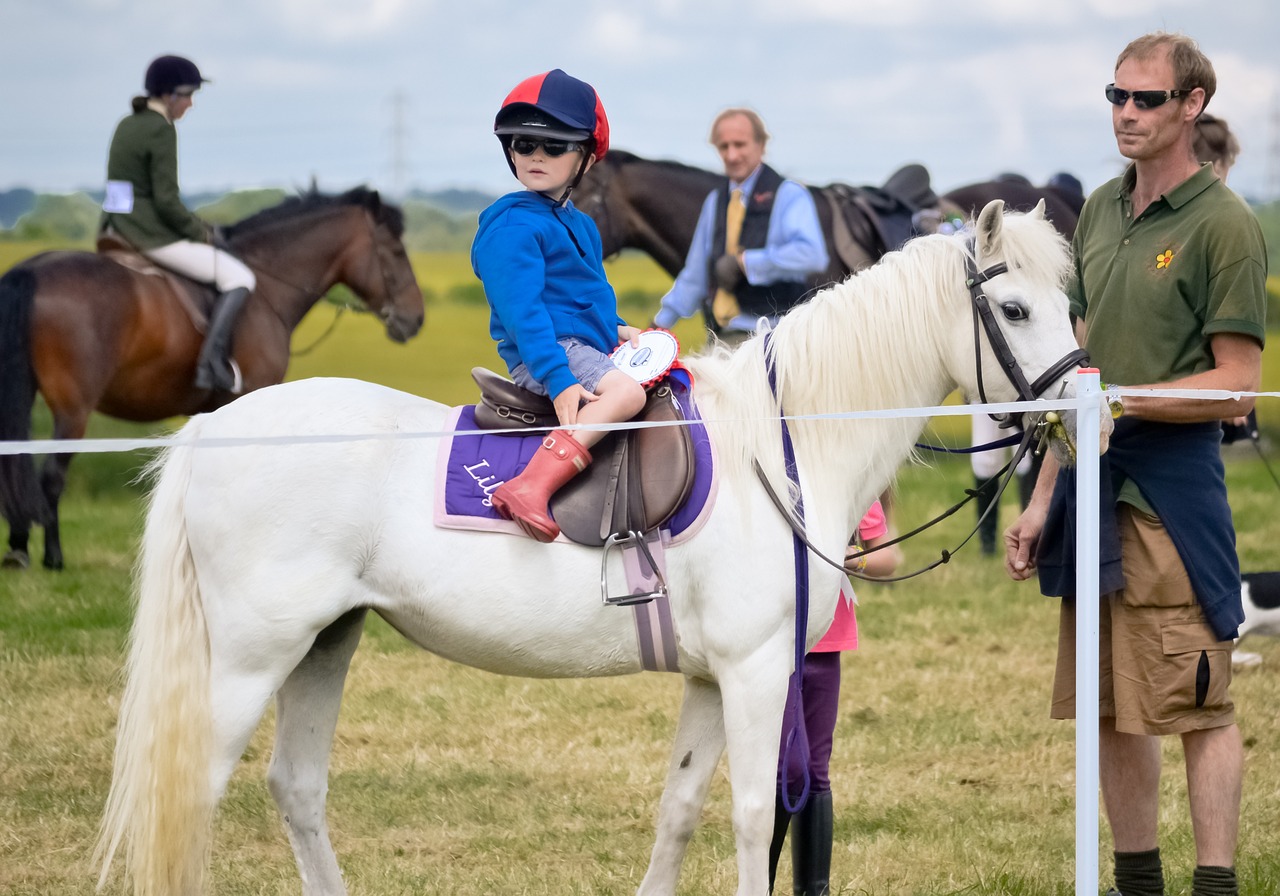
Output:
[509, 136, 582, 158]
[1104, 83, 1194, 110]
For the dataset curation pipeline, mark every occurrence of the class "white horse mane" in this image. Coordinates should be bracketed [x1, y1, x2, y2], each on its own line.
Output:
[684, 207, 1071, 522]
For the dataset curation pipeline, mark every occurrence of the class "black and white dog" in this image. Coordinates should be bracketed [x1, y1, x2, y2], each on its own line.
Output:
[1235, 571, 1280, 668]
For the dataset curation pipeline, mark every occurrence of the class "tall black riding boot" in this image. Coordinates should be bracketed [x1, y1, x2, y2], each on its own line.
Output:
[974, 474, 1000, 556]
[768, 793, 793, 895]
[195, 286, 250, 392]
[790, 790, 832, 896]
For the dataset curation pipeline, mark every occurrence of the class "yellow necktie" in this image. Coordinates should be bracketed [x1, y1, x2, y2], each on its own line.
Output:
[712, 188, 744, 327]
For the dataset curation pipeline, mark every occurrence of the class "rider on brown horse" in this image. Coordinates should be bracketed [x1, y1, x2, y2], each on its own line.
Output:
[100, 54, 254, 393]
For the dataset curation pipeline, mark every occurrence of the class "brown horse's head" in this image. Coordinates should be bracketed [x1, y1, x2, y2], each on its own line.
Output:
[348, 188, 425, 343]
[226, 186, 425, 343]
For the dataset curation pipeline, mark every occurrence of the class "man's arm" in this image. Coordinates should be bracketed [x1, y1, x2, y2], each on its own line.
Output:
[1119, 332, 1262, 423]
[653, 193, 718, 329]
[1004, 316, 1084, 581]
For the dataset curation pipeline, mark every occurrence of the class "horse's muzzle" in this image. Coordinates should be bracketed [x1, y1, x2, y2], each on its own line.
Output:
[383, 308, 424, 343]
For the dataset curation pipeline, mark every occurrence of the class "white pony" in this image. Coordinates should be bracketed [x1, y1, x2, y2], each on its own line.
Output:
[97, 200, 1109, 896]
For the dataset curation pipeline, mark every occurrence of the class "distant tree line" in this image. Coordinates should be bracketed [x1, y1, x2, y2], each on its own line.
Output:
[0, 186, 492, 252]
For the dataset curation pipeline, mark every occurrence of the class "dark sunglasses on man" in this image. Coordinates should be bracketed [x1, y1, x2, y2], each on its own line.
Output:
[509, 136, 582, 158]
[1104, 83, 1194, 111]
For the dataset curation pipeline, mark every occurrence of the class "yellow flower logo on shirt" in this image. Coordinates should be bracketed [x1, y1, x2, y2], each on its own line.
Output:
[1156, 249, 1175, 269]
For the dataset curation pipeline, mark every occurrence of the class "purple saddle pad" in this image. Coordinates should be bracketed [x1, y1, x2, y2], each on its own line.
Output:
[434, 373, 715, 542]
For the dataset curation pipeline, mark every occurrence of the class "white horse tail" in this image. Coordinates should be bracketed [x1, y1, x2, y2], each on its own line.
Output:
[96, 435, 214, 895]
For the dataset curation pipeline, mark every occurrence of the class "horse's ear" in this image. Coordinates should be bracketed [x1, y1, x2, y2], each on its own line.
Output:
[975, 199, 1006, 259]
[1030, 198, 1047, 220]
[367, 189, 383, 212]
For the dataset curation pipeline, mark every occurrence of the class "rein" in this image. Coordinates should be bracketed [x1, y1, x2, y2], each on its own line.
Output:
[753, 239, 1089, 584]
[754, 423, 1040, 583]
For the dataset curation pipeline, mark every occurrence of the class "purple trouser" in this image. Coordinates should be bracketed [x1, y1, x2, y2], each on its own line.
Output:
[777, 651, 841, 797]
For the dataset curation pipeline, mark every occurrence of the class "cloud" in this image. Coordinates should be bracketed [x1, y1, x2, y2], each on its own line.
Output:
[266, 0, 420, 42]
[582, 9, 686, 63]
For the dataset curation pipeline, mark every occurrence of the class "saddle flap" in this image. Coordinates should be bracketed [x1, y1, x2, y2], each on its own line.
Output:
[552, 385, 695, 547]
[470, 367, 558, 429]
[96, 233, 137, 255]
[95, 235, 215, 329]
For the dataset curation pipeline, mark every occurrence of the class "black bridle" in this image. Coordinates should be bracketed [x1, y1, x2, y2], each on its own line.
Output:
[966, 247, 1089, 427]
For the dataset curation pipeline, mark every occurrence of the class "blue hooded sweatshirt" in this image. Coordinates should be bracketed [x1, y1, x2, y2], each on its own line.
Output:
[471, 190, 624, 400]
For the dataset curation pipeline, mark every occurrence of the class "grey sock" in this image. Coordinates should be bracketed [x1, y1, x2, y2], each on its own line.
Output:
[1114, 848, 1164, 896]
[1191, 865, 1237, 896]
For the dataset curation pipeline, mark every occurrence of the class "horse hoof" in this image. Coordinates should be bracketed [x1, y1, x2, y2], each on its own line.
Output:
[42, 555, 64, 572]
[1, 550, 31, 570]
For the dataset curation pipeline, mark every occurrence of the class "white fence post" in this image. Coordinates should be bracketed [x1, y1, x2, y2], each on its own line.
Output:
[1074, 368, 1103, 896]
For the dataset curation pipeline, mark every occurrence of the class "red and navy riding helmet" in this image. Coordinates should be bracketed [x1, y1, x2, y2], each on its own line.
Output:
[494, 69, 610, 164]
[144, 55, 208, 97]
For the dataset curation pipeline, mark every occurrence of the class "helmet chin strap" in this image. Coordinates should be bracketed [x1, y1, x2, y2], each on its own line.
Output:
[542, 147, 594, 208]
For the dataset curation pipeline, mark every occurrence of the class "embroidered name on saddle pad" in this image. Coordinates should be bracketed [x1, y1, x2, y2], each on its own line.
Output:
[434, 380, 716, 543]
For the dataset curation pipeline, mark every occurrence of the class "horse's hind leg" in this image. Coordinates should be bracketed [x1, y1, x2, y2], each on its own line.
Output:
[3, 514, 32, 569]
[267, 608, 367, 896]
[637, 675, 727, 896]
[37, 450, 76, 570]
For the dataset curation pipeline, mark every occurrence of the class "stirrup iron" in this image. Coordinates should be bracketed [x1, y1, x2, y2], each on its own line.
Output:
[600, 530, 667, 606]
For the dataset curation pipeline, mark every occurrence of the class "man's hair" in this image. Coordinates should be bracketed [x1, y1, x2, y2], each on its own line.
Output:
[1194, 113, 1240, 170]
[709, 108, 769, 146]
[1116, 31, 1217, 110]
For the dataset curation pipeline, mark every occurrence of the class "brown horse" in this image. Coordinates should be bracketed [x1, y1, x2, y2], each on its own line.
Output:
[0, 186, 425, 570]
[573, 149, 1082, 285]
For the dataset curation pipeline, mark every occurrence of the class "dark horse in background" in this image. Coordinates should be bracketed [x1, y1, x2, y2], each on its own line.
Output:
[574, 149, 1083, 289]
[0, 186, 425, 570]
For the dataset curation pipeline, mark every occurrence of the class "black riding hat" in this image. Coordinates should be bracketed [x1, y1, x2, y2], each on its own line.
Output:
[144, 55, 208, 97]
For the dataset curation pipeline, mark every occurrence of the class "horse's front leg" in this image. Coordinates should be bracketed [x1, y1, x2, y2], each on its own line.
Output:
[718, 649, 792, 896]
[636, 675, 727, 896]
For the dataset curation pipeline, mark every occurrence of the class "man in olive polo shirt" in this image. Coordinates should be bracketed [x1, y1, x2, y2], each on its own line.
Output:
[1004, 32, 1266, 896]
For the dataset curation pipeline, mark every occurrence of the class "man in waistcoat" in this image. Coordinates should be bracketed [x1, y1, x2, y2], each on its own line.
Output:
[653, 108, 828, 346]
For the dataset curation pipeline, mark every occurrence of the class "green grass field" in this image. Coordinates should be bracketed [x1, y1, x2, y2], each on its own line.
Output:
[3, 244, 1280, 894]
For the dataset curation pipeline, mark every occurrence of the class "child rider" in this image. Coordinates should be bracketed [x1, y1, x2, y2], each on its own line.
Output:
[471, 69, 645, 542]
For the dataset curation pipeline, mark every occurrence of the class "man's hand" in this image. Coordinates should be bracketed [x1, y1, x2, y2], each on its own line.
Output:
[1003, 504, 1047, 582]
[713, 253, 745, 291]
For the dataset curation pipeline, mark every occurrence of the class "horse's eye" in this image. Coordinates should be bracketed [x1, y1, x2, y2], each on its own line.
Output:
[1001, 301, 1028, 321]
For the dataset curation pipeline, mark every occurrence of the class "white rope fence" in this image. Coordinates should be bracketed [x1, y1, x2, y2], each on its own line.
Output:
[2, 378, 1275, 895]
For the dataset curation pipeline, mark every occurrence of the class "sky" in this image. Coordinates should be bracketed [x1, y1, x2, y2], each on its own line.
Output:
[3, 0, 1278, 204]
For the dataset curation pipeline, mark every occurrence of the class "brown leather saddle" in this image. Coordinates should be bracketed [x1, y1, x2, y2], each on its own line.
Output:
[96, 232, 215, 331]
[470, 367, 696, 547]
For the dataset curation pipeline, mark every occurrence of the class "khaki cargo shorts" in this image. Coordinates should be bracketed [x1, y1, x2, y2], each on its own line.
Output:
[1051, 504, 1235, 736]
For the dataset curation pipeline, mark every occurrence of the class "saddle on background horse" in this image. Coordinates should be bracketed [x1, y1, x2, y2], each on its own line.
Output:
[470, 367, 696, 547]
[819, 163, 960, 274]
[96, 232, 217, 332]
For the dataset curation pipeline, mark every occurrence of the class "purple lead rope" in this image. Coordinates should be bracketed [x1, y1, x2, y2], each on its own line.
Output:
[763, 334, 811, 813]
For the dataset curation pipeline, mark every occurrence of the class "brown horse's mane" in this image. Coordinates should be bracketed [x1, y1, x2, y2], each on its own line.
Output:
[605, 149, 720, 186]
[224, 186, 405, 241]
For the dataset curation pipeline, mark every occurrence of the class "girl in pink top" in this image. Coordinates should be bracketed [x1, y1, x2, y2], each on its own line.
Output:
[769, 499, 901, 895]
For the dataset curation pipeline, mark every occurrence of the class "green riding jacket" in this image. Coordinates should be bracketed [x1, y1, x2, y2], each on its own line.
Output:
[100, 98, 210, 250]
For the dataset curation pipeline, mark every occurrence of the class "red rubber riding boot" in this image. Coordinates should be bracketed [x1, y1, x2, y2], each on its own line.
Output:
[491, 430, 592, 543]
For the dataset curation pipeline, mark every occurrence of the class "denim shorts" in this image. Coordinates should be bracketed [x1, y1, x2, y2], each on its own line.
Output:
[511, 337, 616, 396]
